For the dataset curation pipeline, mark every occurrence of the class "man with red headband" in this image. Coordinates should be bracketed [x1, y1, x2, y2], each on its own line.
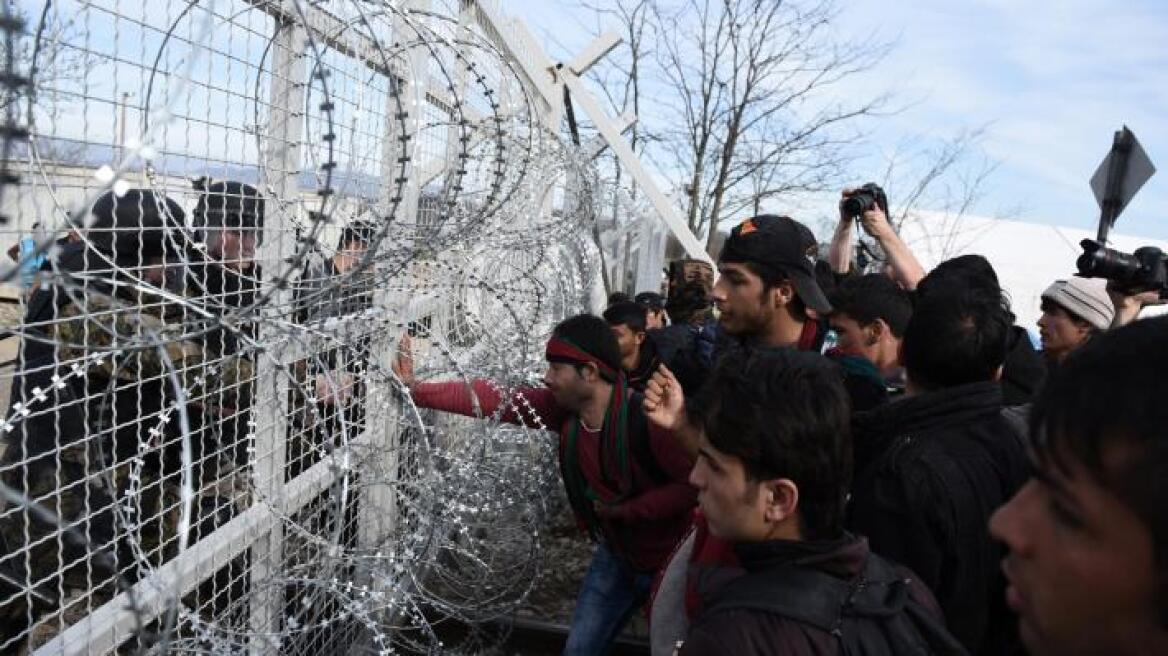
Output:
[394, 314, 696, 655]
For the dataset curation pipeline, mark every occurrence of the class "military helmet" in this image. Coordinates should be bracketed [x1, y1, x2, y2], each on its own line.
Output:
[191, 177, 265, 244]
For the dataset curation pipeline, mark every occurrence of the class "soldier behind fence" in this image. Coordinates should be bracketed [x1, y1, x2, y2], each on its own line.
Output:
[289, 220, 376, 477]
[0, 189, 255, 650]
[166, 179, 264, 488]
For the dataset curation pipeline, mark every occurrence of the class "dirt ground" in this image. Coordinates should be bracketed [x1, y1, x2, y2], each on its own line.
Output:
[517, 488, 651, 636]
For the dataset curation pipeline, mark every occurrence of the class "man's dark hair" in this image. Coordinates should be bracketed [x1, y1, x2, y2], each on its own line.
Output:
[917, 254, 1014, 317]
[337, 220, 377, 250]
[902, 284, 1008, 391]
[691, 347, 852, 540]
[551, 314, 623, 381]
[829, 273, 913, 338]
[635, 291, 666, 311]
[602, 301, 648, 333]
[607, 291, 631, 306]
[1030, 315, 1168, 625]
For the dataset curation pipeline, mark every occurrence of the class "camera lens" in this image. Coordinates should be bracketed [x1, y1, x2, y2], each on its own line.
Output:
[1076, 240, 1144, 283]
[843, 191, 875, 217]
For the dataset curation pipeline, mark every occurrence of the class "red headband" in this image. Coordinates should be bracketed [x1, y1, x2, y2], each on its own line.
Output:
[546, 336, 618, 379]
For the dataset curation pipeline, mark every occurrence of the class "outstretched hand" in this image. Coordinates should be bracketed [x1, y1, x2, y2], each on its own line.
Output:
[392, 332, 416, 389]
[643, 365, 686, 431]
[315, 371, 356, 405]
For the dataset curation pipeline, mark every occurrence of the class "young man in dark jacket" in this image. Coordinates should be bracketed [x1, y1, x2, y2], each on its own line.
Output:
[394, 314, 695, 655]
[990, 316, 1168, 656]
[915, 254, 1045, 406]
[651, 280, 718, 396]
[635, 291, 669, 329]
[604, 301, 661, 392]
[646, 348, 959, 656]
[847, 284, 1030, 655]
[827, 273, 913, 398]
[663, 215, 884, 457]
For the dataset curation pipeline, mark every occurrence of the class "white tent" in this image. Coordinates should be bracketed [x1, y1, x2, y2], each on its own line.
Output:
[895, 213, 1168, 330]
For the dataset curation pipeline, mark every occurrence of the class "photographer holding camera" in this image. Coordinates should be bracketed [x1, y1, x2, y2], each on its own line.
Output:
[1077, 239, 1167, 328]
[828, 183, 926, 289]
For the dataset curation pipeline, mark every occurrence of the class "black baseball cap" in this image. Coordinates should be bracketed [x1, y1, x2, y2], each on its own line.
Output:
[719, 214, 832, 314]
[634, 291, 666, 310]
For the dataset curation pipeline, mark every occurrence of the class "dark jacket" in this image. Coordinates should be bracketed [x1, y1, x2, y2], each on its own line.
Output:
[825, 347, 889, 413]
[647, 320, 718, 396]
[679, 533, 947, 656]
[292, 257, 374, 372]
[1001, 326, 1044, 406]
[848, 381, 1029, 656]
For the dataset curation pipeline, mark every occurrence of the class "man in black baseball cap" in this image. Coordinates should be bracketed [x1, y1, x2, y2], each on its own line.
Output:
[713, 214, 832, 347]
[634, 291, 668, 329]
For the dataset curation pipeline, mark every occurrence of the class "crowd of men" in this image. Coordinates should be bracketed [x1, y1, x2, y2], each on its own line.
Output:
[397, 188, 1168, 656]
[0, 177, 1164, 656]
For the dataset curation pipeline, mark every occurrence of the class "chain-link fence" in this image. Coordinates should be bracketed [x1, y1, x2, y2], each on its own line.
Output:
[0, 1, 609, 653]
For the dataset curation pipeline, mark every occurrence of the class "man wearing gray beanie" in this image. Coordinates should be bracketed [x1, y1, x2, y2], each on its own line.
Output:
[1038, 277, 1114, 365]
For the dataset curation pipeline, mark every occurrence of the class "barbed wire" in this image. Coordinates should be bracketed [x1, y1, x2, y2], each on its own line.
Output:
[0, 1, 607, 653]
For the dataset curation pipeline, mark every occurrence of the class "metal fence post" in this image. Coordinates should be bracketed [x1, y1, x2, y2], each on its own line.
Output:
[354, 0, 430, 601]
[248, 11, 306, 653]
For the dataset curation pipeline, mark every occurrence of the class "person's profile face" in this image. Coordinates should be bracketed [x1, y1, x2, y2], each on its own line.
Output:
[689, 434, 767, 541]
[1037, 300, 1091, 361]
[990, 446, 1159, 655]
[608, 323, 643, 366]
[542, 361, 589, 410]
[713, 262, 774, 338]
[644, 308, 665, 329]
[216, 228, 257, 271]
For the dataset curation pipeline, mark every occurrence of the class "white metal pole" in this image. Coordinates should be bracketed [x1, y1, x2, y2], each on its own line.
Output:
[247, 13, 306, 652]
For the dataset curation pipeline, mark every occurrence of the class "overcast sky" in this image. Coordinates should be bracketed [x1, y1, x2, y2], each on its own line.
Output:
[507, 0, 1168, 241]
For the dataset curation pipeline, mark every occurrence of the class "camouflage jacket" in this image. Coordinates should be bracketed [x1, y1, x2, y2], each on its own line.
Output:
[51, 291, 255, 413]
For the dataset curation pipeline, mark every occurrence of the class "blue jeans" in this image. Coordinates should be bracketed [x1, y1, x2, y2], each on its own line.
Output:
[563, 543, 653, 656]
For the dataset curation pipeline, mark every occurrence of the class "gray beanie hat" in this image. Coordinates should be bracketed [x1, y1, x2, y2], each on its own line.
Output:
[1041, 277, 1114, 331]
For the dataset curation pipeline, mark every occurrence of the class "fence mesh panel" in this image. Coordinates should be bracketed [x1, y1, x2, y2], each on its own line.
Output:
[0, 0, 606, 653]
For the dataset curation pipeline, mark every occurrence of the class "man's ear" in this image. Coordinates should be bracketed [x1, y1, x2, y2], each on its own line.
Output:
[992, 365, 1004, 382]
[576, 362, 600, 382]
[761, 478, 799, 525]
[865, 318, 888, 346]
[634, 331, 646, 347]
[770, 280, 795, 309]
[587, 362, 604, 382]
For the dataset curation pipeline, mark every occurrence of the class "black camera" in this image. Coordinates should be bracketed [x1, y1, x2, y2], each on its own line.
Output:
[1077, 239, 1168, 294]
[842, 183, 888, 218]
